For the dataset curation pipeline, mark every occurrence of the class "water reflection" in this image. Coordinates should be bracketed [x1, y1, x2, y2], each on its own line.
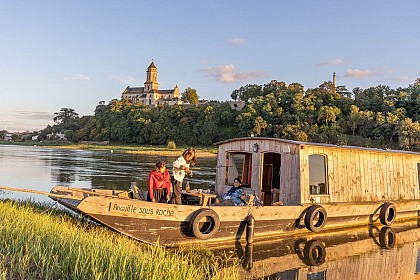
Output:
[0, 145, 216, 201]
[214, 221, 420, 279]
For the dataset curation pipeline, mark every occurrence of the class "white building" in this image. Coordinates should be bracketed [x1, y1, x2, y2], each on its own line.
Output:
[121, 62, 183, 106]
[46, 132, 66, 140]
[3, 134, 12, 141]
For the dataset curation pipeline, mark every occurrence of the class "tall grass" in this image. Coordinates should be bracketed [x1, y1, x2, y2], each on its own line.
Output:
[0, 200, 238, 280]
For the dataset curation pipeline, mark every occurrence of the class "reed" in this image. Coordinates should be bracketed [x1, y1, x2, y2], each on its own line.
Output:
[0, 200, 238, 280]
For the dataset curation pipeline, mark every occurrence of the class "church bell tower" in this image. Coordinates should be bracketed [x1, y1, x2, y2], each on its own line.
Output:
[144, 61, 159, 92]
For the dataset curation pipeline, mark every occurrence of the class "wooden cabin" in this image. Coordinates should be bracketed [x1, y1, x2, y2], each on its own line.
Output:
[215, 137, 420, 206]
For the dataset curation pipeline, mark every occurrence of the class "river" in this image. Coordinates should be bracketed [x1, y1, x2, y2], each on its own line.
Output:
[2, 144, 420, 279]
[0, 144, 216, 202]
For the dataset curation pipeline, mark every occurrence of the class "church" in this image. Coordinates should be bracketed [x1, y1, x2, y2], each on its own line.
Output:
[121, 62, 183, 106]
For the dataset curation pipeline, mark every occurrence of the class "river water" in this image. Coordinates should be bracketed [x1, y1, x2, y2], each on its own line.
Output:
[2, 144, 420, 279]
[0, 144, 216, 202]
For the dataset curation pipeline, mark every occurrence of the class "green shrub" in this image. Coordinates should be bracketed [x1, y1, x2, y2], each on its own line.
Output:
[167, 141, 176, 149]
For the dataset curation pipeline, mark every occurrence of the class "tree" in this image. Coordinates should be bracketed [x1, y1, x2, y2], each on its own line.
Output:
[398, 118, 420, 150]
[53, 108, 79, 124]
[281, 124, 308, 141]
[356, 110, 374, 139]
[182, 88, 199, 104]
[406, 79, 420, 121]
[64, 130, 79, 142]
[253, 116, 268, 136]
[317, 105, 341, 126]
[231, 84, 262, 102]
[348, 105, 363, 136]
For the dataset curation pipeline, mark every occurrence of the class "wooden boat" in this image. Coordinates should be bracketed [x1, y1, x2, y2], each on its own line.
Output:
[3, 137, 420, 246]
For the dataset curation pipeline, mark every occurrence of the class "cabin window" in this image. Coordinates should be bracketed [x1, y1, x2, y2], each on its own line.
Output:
[226, 152, 252, 186]
[309, 154, 328, 195]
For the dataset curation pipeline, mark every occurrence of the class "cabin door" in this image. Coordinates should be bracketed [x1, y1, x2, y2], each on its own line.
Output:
[261, 153, 281, 206]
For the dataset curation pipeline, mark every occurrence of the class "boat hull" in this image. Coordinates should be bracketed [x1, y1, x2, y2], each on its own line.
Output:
[50, 187, 420, 246]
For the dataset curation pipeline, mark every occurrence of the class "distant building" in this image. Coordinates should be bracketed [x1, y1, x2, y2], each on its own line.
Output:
[121, 62, 183, 106]
[227, 100, 245, 111]
[3, 133, 12, 141]
[46, 132, 66, 140]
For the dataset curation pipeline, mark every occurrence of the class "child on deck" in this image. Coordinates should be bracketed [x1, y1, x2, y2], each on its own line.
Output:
[216, 177, 245, 206]
[147, 161, 172, 203]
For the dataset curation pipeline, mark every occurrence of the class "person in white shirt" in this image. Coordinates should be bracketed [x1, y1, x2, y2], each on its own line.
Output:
[171, 148, 196, 204]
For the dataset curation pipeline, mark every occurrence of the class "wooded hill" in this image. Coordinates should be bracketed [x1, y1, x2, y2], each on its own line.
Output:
[39, 79, 420, 151]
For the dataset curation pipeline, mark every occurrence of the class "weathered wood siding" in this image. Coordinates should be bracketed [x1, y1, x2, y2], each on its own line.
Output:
[216, 138, 261, 195]
[300, 144, 420, 204]
[279, 151, 300, 205]
[216, 138, 301, 205]
[216, 137, 420, 206]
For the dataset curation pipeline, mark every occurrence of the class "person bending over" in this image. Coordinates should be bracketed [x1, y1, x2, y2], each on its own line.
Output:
[171, 148, 196, 204]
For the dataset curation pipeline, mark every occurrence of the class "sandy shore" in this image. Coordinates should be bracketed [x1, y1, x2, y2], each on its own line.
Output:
[125, 150, 217, 157]
[45, 144, 218, 157]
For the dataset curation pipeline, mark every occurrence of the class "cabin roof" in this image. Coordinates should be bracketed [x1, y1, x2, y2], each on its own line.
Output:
[214, 137, 420, 156]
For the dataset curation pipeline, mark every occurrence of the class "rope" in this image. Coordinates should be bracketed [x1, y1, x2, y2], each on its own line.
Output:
[39, 201, 59, 214]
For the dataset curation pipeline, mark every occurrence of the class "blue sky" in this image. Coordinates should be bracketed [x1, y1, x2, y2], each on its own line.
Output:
[1, 1, 419, 132]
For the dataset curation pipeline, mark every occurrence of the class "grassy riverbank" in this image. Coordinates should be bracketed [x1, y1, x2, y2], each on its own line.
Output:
[0, 199, 237, 280]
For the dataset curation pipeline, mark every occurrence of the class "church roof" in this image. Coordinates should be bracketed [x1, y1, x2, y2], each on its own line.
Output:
[148, 62, 156, 69]
[122, 87, 175, 95]
[159, 89, 175, 94]
[123, 86, 145, 94]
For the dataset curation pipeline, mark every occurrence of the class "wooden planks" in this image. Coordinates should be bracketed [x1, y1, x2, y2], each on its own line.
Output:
[215, 138, 420, 205]
[301, 144, 420, 204]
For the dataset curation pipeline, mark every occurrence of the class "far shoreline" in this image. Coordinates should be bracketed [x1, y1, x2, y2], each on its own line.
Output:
[50, 144, 218, 157]
[0, 141, 218, 157]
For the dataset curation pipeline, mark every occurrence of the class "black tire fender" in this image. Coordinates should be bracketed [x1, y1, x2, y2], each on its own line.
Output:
[379, 226, 396, 249]
[379, 202, 396, 226]
[189, 208, 220, 240]
[304, 205, 327, 232]
[303, 240, 326, 266]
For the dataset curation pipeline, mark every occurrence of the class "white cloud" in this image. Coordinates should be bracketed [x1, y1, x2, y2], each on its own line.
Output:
[395, 76, 410, 82]
[63, 74, 91, 81]
[316, 58, 344, 67]
[228, 38, 245, 45]
[342, 66, 410, 85]
[0, 111, 53, 132]
[200, 64, 267, 83]
[14, 111, 54, 120]
[344, 69, 376, 78]
[378, 75, 411, 83]
[111, 76, 135, 84]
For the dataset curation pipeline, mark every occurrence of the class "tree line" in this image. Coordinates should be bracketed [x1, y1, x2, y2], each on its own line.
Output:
[39, 79, 420, 151]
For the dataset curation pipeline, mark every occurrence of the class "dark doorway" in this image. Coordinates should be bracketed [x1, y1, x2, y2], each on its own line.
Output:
[261, 153, 281, 206]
